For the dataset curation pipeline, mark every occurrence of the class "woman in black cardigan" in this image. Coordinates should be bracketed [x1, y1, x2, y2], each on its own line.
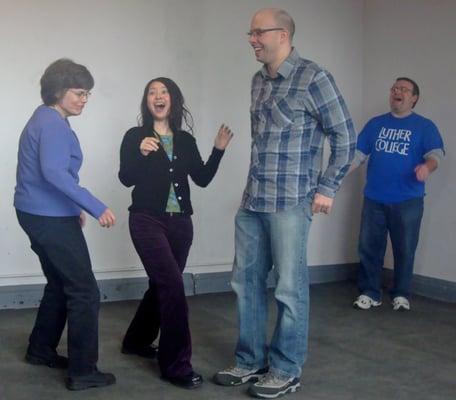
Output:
[119, 77, 233, 389]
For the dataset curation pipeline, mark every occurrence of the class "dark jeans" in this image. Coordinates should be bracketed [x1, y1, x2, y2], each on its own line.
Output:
[123, 212, 193, 378]
[357, 197, 424, 301]
[16, 210, 100, 376]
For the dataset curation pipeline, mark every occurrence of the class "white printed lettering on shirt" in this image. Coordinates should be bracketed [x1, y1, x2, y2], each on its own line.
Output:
[375, 127, 412, 156]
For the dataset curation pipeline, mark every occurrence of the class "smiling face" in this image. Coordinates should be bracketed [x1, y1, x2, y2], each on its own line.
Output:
[248, 10, 287, 67]
[147, 81, 171, 122]
[389, 79, 418, 117]
[53, 88, 90, 118]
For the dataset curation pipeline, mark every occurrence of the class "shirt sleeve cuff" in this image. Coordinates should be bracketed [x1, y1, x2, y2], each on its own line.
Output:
[316, 185, 337, 199]
[211, 147, 225, 159]
[88, 200, 107, 219]
[424, 148, 444, 166]
[351, 149, 368, 169]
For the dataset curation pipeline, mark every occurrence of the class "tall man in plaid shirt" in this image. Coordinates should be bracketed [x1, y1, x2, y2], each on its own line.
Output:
[214, 8, 356, 399]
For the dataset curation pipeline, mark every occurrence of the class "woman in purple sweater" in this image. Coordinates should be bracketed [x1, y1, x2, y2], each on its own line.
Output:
[14, 59, 116, 391]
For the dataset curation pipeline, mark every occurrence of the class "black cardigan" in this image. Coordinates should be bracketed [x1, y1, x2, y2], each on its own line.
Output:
[119, 127, 224, 215]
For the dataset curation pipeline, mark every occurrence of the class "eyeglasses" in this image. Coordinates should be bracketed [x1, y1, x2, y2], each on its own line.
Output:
[247, 28, 284, 38]
[390, 86, 412, 94]
[68, 89, 92, 100]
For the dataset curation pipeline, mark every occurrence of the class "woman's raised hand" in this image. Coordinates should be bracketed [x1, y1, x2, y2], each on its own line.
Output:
[214, 124, 234, 150]
[140, 137, 160, 156]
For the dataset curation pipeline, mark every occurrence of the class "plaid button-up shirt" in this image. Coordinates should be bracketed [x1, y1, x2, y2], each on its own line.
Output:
[241, 48, 356, 213]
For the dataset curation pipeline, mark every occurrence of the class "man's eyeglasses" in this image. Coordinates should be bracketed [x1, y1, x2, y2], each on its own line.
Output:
[68, 89, 92, 99]
[390, 86, 412, 94]
[247, 28, 284, 38]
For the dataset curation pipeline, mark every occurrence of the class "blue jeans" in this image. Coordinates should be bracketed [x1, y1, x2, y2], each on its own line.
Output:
[357, 197, 424, 301]
[231, 202, 312, 379]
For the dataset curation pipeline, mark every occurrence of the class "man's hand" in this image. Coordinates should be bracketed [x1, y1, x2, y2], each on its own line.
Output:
[415, 157, 438, 182]
[312, 193, 334, 215]
[415, 164, 430, 182]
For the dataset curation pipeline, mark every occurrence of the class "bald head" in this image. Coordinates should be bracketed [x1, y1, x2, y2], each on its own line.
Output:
[253, 8, 295, 42]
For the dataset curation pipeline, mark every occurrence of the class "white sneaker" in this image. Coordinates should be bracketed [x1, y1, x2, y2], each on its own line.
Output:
[392, 296, 410, 311]
[353, 294, 382, 310]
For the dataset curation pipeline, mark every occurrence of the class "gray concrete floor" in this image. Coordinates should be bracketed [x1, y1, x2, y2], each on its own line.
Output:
[0, 281, 455, 400]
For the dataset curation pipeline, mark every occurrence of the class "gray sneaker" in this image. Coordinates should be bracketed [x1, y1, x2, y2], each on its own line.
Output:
[248, 372, 300, 398]
[213, 366, 268, 386]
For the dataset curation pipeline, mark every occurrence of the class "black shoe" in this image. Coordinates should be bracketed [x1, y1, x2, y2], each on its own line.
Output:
[121, 344, 158, 359]
[25, 352, 69, 369]
[65, 370, 116, 391]
[163, 372, 203, 389]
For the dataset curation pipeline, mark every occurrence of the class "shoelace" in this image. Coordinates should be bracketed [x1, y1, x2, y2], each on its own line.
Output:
[257, 372, 285, 385]
[226, 366, 252, 375]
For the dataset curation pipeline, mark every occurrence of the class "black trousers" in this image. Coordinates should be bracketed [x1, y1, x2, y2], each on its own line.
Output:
[123, 212, 194, 378]
[16, 210, 100, 376]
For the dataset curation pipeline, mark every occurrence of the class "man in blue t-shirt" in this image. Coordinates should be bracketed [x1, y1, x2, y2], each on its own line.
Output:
[351, 77, 444, 311]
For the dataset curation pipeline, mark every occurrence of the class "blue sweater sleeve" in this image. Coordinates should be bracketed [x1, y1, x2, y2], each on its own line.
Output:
[38, 117, 107, 219]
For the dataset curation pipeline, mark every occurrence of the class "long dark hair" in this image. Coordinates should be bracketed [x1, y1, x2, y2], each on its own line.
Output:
[139, 77, 193, 133]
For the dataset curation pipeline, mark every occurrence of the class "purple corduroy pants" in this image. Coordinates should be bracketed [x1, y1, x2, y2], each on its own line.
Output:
[123, 211, 194, 378]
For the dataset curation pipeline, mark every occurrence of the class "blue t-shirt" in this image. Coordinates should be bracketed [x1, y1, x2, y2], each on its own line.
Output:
[357, 112, 444, 203]
[14, 105, 106, 218]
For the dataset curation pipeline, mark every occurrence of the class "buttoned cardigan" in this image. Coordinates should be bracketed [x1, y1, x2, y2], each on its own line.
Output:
[119, 127, 224, 215]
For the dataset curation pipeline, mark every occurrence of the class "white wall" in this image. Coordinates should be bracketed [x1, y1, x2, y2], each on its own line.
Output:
[363, 0, 456, 282]
[0, 0, 364, 286]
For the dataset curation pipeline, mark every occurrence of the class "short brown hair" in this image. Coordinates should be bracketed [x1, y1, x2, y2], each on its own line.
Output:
[40, 58, 94, 105]
[274, 9, 295, 41]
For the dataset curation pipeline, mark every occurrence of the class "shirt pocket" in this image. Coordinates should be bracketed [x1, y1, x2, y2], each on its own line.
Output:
[265, 96, 293, 130]
[250, 109, 264, 134]
[265, 95, 307, 132]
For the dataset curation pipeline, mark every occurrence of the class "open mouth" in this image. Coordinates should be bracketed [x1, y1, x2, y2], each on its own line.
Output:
[252, 45, 263, 54]
[154, 102, 166, 111]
